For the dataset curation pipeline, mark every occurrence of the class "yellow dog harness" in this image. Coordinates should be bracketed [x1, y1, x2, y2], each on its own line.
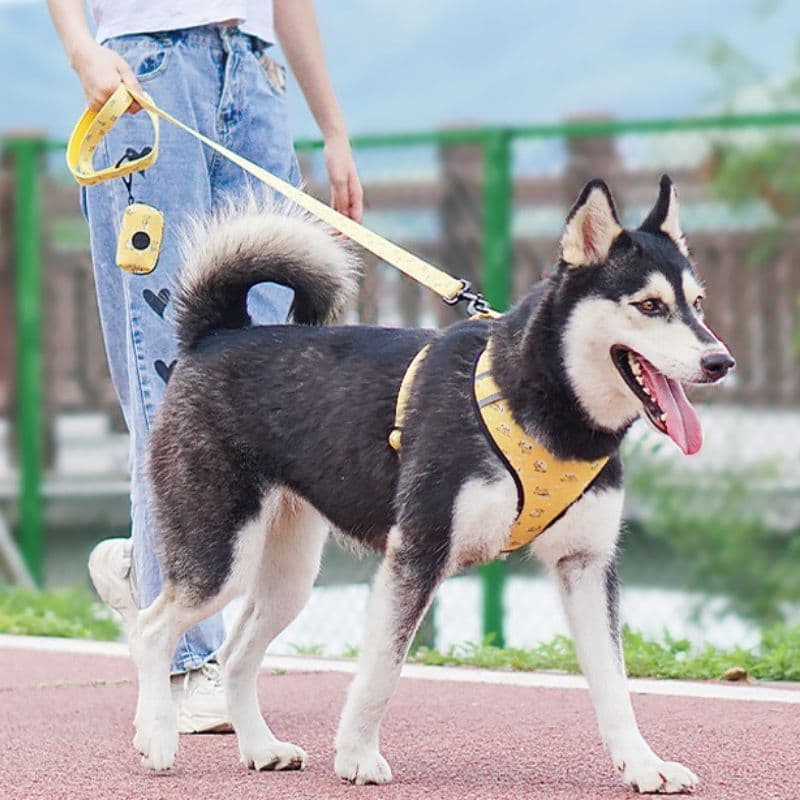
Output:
[391, 340, 608, 553]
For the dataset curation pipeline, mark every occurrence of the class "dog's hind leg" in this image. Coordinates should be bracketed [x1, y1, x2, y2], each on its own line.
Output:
[216, 495, 328, 772]
[130, 587, 227, 770]
[130, 494, 255, 770]
[534, 488, 699, 795]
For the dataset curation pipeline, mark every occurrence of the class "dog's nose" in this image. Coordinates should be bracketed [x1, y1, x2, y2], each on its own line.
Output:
[701, 352, 735, 381]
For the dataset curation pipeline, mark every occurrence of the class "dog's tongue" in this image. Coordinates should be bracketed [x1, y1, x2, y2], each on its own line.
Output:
[640, 361, 703, 455]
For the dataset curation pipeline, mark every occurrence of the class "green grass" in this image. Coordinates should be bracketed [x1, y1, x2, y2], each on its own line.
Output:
[410, 624, 800, 682]
[3, 584, 797, 682]
[0, 586, 120, 641]
[289, 642, 324, 656]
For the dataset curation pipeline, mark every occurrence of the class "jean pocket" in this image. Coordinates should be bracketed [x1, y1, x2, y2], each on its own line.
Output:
[107, 38, 172, 83]
[256, 52, 288, 97]
[134, 49, 171, 82]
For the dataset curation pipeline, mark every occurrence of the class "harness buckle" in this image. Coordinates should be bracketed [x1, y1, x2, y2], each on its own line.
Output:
[443, 280, 493, 317]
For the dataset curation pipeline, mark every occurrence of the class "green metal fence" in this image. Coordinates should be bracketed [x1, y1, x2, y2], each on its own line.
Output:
[5, 107, 800, 643]
[5, 136, 45, 585]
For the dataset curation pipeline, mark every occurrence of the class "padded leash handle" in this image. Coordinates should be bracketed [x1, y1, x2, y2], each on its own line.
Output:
[67, 86, 159, 186]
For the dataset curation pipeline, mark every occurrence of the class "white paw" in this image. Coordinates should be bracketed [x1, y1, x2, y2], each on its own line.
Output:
[240, 740, 307, 771]
[617, 757, 699, 794]
[138, 723, 178, 771]
[132, 712, 157, 758]
[335, 747, 392, 785]
[132, 726, 150, 757]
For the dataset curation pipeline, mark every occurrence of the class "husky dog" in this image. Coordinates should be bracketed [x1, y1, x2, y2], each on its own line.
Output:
[132, 176, 733, 794]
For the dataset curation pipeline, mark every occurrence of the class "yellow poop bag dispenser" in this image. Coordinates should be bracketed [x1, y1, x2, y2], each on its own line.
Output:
[116, 200, 163, 275]
[113, 145, 163, 275]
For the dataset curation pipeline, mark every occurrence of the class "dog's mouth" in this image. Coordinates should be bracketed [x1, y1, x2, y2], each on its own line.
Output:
[611, 346, 702, 455]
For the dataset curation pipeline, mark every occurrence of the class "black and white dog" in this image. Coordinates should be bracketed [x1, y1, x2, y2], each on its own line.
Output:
[131, 176, 733, 793]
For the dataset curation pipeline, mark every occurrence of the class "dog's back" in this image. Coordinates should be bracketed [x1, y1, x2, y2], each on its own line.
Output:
[153, 323, 432, 551]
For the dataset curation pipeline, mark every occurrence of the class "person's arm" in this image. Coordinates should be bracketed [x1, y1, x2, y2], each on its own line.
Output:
[47, 0, 142, 111]
[274, 0, 363, 222]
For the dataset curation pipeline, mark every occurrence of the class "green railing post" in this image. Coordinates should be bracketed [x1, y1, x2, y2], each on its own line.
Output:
[480, 129, 512, 647]
[6, 134, 45, 585]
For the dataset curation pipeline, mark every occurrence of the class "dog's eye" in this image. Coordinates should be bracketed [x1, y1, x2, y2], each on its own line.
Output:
[633, 298, 667, 316]
[693, 296, 704, 313]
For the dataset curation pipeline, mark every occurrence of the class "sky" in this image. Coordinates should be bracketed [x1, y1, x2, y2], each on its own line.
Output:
[0, 0, 796, 141]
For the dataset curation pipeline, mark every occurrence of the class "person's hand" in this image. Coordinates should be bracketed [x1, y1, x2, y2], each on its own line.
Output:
[323, 134, 363, 223]
[71, 40, 143, 113]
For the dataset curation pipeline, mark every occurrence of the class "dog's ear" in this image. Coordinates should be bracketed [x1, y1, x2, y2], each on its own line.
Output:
[560, 179, 624, 267]
[639, 174, 689, 256]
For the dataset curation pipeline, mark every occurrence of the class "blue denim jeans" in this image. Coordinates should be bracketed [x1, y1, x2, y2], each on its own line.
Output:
[83, 25, 299, 673]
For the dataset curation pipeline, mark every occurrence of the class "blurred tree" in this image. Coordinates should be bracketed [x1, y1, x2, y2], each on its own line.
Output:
[692, 3, 800, 275]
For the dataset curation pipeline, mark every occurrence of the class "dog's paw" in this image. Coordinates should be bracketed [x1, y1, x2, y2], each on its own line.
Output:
[137, 723, 178, 771]
[335, 747, 392, 785]
[240, 740, 307, 771]
[617, 757, 699, 794]
[132, 727, 149, 758]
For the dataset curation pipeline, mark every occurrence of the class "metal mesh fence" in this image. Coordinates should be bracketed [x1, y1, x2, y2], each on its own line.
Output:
[1, 114, 798, 654]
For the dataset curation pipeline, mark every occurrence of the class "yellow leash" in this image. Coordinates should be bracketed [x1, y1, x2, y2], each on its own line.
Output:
[67, 85, 497, 316]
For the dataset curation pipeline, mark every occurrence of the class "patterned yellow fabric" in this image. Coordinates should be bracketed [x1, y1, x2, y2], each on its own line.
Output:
[474, 342, 608, 552]
[389, 345, 431, 451]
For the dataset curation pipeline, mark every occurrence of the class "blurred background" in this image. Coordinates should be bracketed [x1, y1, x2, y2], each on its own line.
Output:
[0, 0, 798, 657]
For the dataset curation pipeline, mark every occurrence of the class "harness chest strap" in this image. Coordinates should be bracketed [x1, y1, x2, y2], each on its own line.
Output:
[474, 343, 608, 551]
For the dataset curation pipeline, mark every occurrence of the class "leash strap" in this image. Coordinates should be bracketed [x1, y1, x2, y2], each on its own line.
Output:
[67, 85, 493, 311]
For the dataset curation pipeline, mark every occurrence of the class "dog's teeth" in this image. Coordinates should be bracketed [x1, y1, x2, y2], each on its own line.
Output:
[660, 413, 667, 422]
[643, 386, 652, 397]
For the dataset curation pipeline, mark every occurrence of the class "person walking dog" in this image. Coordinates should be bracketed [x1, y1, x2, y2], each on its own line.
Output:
[48, 0, 363, 732]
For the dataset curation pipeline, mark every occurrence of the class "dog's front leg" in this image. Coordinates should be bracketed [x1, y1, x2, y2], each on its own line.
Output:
[335, 531, 443, 785]
[545, 515, 699, 794]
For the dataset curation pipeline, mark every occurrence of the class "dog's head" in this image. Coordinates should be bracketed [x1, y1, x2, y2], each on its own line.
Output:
[554, 175, 734, 455]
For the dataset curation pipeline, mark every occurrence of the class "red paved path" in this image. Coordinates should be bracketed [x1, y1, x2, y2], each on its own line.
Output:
[1, 647, 798, 800]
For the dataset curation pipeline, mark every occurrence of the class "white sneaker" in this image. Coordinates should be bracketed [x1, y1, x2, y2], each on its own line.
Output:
[88, 537, 139, 639]
[172, 661, 233, 734]
[90, 538, 231, 734]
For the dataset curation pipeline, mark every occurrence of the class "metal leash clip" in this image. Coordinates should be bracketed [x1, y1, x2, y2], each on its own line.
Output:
[443, 280, 495, 317]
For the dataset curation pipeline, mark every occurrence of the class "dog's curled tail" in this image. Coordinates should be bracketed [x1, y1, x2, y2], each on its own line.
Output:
[174, 199, 360, 352]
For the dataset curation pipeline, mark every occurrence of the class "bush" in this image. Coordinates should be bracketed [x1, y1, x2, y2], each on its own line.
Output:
[622, 443, 800, 624]
[0, 586, 120, 640]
